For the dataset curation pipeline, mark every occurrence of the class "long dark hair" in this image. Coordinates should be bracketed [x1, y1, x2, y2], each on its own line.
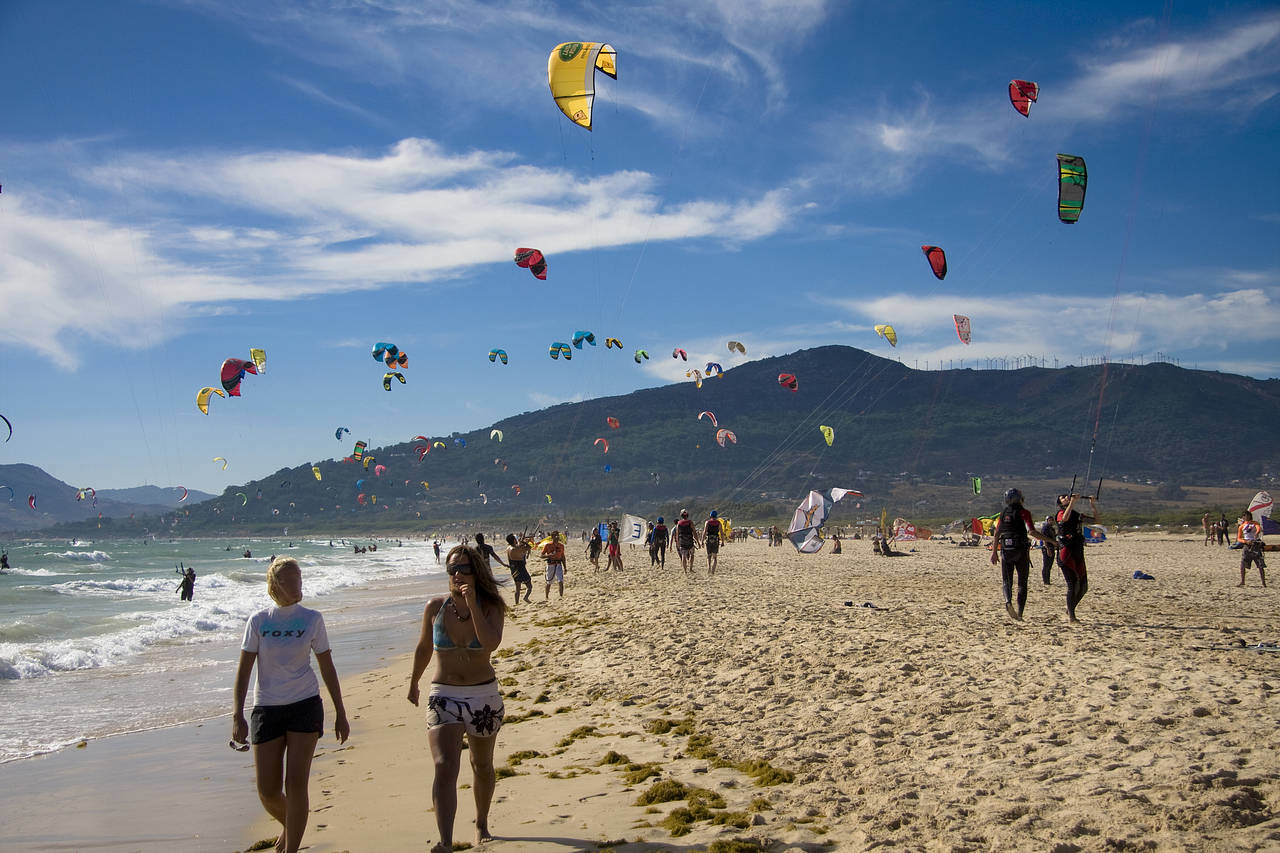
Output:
[445, 545, 508, 613]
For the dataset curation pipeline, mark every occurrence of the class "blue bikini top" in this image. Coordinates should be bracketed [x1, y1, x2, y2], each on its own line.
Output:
[433, 599, 483, 651]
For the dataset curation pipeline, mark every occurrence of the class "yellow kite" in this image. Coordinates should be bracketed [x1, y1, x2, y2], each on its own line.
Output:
[196, 387, 225, 415]
[548, 42, 616, 130]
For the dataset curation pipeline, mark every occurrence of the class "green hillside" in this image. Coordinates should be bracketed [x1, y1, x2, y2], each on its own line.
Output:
[36, 347, 1280, 536]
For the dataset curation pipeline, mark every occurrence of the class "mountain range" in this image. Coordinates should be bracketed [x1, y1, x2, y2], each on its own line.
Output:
[0, 465, 214, 534]
[11, 346, 1279, 536]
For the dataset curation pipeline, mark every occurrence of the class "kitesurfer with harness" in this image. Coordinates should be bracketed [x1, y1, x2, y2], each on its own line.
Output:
[990, 489, 1055, 621]
[1056, 492, 1098, 623]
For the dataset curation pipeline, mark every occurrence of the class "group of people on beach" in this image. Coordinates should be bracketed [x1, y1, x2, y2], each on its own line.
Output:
[989, 492, 1268, 622]
[989, 489, 1098, 623]
[227, 511, 728, 852]
[227, 496, 1269, 853]
[578, 512, 726, 576]
[1202, 512, 1232, 545]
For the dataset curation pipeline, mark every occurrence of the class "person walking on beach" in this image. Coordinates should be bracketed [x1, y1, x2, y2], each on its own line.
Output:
[990, 489, 1055, 621]
[586, 528, 602, 570]
[1039, 515, 1057, 585]
[541, 531, 566, 599]
[473, 534, 508, 573]
[674, 509, 698, 574]
[407, 545, 507, 853]
[605, 522, 623, 571]
[1202, 512, 1212, 546]
[504, 534, 533, 604]
[645, 522, 657, 566]
[1237, 511, 1267, 588]
[703, 510, 723, 575]
[1218, 513, 1229, 546]
[1056, 492, 1098, 623]
[433, 541, 441, 564]
[231, 557, 349, 853]
[652, 517, 669, 568]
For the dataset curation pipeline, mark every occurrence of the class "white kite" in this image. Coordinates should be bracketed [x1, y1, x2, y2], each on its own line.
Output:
[787, 487, 863, 553]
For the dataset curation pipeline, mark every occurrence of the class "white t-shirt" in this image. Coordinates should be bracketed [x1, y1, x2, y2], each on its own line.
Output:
[241, 603, 330, 707]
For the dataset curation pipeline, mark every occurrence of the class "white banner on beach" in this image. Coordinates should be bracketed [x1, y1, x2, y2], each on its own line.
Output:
[621, 514, 646, 544]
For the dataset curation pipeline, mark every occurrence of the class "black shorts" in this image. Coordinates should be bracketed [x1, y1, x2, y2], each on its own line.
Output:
[250, 694, 323, 744]
[510, 560, 532, 584]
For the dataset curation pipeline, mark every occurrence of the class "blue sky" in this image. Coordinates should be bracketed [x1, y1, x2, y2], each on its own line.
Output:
[1, 0, 1278, 495]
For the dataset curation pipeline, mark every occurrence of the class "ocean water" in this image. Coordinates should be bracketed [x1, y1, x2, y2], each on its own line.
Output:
[0, 536, 452, 763]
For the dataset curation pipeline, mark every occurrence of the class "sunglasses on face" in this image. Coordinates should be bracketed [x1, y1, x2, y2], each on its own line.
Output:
[446, 562, 475, 576]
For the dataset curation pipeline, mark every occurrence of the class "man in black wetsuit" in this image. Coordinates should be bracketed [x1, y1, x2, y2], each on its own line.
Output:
[651, 517, 669, 569]
[991, 490, 1055, 621]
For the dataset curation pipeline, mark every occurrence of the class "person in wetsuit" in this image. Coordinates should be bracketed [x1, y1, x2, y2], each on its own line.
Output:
[703, 511, 723, 575]
[408, 545, 507, 853]
[175, 564, 196, 601]
[673, 510, 699, 574]
[651, 518, 668, 568]
[1039, 515, 1057, 585]
[586, 528, 603, 570]
[1055, 492, 1098, 623]
[990, 489, 1055, 621]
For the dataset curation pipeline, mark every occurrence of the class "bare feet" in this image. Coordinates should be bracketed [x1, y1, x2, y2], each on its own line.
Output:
[1068, 615, 1080, 624]
[430, 843, 450, 853]
[1005, 602, 1018, 620]
[274, 834, 286, 853]
[476, 820, 494, 845]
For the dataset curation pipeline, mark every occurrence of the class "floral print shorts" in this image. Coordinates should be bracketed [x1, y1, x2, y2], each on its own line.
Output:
[426, 680, 505, 737]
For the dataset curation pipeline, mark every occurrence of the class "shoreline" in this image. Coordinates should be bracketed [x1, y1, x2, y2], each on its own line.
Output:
[6, 535, 1278, 851]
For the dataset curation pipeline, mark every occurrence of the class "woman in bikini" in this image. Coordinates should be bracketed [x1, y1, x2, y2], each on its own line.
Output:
[408, 545, 508, 852]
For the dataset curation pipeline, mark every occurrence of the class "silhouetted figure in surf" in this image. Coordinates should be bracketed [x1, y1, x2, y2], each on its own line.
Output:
[175, 564, 196, 601]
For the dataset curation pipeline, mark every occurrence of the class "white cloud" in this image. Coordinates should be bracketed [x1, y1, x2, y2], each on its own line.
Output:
[0, 138, 796, 364]
[815, 10, 1280, 194]
[273, 75, 395, 128]
[175, 0, 836, 128]
[820, 286, 1280, 371]
[1050, 12, 1280, 122]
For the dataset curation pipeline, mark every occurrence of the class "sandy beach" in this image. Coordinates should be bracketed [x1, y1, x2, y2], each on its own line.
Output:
[245, 533, 1278, 852]
[4, 533, 1277, 852]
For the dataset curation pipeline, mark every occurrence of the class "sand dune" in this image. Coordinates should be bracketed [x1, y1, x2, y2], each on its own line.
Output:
[275, 534, 1279, 852]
